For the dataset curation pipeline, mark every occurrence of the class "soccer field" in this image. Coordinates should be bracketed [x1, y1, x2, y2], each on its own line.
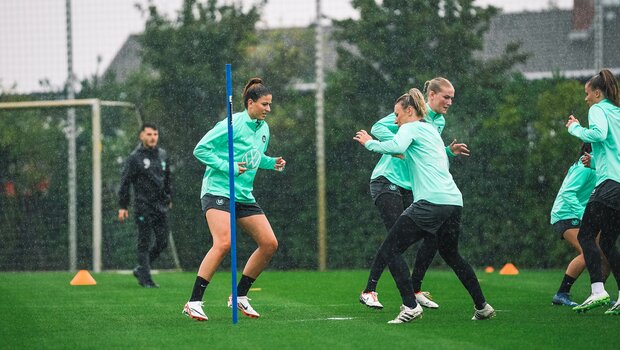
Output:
[1, 269, 618, 349]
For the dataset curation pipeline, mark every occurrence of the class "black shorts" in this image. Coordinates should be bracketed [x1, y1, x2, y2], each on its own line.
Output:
[402, 200, 461, 235]
[369, 176, 413, 203]
[589, 179, 620, 211]
[201, 194, 264, 218]
[552, 219, 581, 238]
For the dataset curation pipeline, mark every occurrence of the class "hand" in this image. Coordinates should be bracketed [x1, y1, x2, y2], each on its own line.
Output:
[274, 157, 286, 171]
[566, 115, 580, 128]
[237, 162, 248, 175]
[582, 152, 592, 168]
[118, 209, 129, 222]
[353, 130, 373, 145]
[449, 139, 470, 156]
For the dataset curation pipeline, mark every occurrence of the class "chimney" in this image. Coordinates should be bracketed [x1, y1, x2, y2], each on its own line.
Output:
[572, 0, 595, 31]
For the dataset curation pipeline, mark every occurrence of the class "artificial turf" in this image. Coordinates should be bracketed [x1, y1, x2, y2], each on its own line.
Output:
[1, 269, 619, 349]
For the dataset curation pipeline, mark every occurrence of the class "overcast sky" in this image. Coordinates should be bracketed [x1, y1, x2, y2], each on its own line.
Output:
[0, 0, 574, 93]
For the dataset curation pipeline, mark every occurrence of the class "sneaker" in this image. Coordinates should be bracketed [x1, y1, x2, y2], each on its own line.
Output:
[387, 304, 423, 324]
[573, 292, 610, 313]
[552, 292, 578, 307]
[228, 295, 260, 318]
[133, 266, 152, 288]
[183, 301, 208, 321]
[472, 303, 496, 320]
[415, 291, 439, 309]
[359, 291, 384, 309]
[604, 301, 620, 315]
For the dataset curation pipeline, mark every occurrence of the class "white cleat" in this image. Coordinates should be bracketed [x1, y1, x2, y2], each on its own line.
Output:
[359, 291, 384, 309]
[472, 303, 496, 320]
[183, 301, 208, 321]
[228, 295, 260, 318]
[415, 291, 439, 309]
[388, 304, 423, 324]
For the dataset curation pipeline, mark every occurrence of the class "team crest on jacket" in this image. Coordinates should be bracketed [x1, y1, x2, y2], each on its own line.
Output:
[143, 158, 151, 169]
[262, 135, 266, 143]
[161, 161, 166, 170]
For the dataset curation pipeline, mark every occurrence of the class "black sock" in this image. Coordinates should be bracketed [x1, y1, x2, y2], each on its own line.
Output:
[189, 276, 209, 302]
[557, 274, 576, 294]
[237, 275, 256, 297]
[364, 279, 378, 294]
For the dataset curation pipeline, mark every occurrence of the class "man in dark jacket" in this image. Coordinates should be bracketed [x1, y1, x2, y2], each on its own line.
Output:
[118, 123, 172, 287]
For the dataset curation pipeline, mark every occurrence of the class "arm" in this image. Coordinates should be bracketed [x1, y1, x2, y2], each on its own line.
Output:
[193, 120, 240, 175]
[118, 156, 135, 222]
[370, 114, 398, 141]
[354, 126, 412, 154]
[164, 154, 173, 207]
[558, 165, 594, 214]
[567, 107, 608, 143]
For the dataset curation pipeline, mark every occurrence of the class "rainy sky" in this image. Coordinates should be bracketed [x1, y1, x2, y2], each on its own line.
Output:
[0, 0, 573, 93]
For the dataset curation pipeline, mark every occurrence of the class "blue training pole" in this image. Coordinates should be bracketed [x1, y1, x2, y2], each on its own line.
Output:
[226, 64, 238, 324]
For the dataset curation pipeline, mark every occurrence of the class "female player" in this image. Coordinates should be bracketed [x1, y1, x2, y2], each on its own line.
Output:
[550, 143, 608, 306]
[183, 78, 286, 321]
[360, 78, 469, 310]
[354, 88, 494, 323]
[566, 69, 620, 314]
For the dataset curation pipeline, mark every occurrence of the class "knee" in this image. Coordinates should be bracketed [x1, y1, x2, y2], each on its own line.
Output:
[212, 240, 231, 255]
[261, 238, 279, 255]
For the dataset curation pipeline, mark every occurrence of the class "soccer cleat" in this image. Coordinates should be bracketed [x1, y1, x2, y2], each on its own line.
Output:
[604, 301, 620, 315]
[359, 291, 384, 309]
[228, 295, 260, 318]
[183, 301, 208, 321]
[472, 303, 496, 320]
[551, 292, 578, 307]
[415, 291, 439, 309]
[573, 292, 610, 313]
[133, 266, 154, 288]
[387, 304, 423, 324]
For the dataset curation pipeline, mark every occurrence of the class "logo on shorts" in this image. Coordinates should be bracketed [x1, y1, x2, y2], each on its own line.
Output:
[242, 149, 261, 170]
[143, 158, 151, 169]
[389, 184, 397, 191]
[571, 219, 580, 226]
[216, 198, 225, 206]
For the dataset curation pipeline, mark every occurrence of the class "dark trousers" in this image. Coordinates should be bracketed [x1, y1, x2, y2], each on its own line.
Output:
[578, 201, 620, 288]
[136, 211, 169, 272]
[372, 211, 485, 308]
[370, 192, 438, 292]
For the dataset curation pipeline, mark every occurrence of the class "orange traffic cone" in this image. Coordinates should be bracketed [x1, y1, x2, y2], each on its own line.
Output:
[484, 266, 495, 273]
[70, 270, 97, 285]
[499, 263, 519, 275]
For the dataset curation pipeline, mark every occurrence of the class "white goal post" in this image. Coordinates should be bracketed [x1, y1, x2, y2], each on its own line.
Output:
[0, 98, 137, 272]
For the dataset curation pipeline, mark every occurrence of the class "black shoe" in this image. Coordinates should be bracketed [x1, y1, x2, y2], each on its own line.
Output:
[145, 277, 160, 288]
[133, 266, 153, 288]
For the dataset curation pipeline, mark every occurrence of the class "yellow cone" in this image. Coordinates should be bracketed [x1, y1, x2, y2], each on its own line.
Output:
[70, 270, 97, 285]
[499, 263, 519, 275]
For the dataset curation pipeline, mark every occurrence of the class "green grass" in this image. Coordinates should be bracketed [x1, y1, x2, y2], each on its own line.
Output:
[1, 269, 619, 349]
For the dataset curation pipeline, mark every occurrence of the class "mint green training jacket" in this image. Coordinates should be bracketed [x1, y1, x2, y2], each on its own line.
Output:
[550, 158, 597, 224]
[369, 103, 451, 190]
[194, 110, 277, 203]
[568, 99, 620, 185]
[365, 120, 462, 206]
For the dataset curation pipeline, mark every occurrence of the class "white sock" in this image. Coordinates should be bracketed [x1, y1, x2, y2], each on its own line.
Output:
[591, 282, 605, 295]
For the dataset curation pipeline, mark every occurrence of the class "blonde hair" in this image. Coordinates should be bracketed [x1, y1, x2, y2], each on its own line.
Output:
[395, 88, 428, 117]
[423, 77, 453, 98]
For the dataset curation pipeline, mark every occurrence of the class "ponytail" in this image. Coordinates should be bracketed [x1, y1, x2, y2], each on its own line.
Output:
[587, 69, 619, 107]
[395, 88, 428, 118]
[423, 77, 453, 98]
[242, 77, 271, 108]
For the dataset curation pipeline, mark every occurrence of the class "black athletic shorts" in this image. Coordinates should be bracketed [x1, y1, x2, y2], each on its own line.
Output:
[552, 218, 581, 238]
[402, 200, 461, 235]
[589, 179, 620, 211]
[369, 176, 413, 203]
[201, 194, 264, 218]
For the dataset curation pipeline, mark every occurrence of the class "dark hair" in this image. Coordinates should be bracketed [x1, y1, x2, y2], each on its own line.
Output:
[140, 122, 158, 131]
[395, 88, 428, 118]
[242, 77, 271, 108]
[423, 77, 453, 97]
[587, 69, 619, 106]
[577, 143, 592, 161]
